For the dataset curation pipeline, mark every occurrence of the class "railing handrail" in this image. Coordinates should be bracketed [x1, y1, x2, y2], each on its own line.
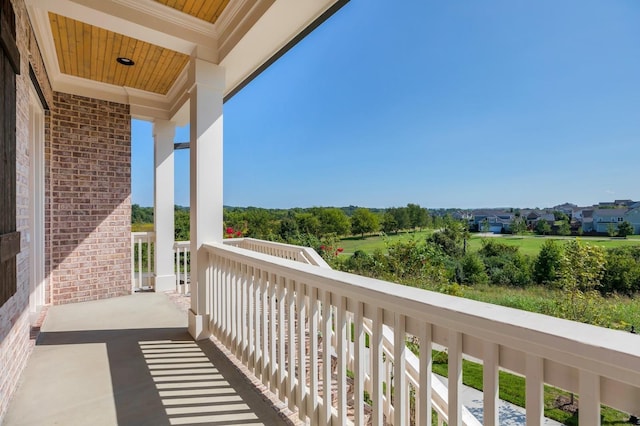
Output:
[132, 231, 155, 237]
[204, 240, 640, 414]
[224, 237, 331, 268]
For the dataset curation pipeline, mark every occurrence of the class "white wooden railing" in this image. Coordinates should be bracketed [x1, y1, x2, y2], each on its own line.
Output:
[202, 240, 640, 426]
[131, 231, 154, 291]
[173, 240, 191, 294]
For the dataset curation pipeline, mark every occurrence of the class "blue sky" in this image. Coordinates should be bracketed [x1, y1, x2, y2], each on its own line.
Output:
[132, 0, 640, 209]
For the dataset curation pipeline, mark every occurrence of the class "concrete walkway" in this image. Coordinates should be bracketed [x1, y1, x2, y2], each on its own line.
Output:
[4, 293, 288, 426]
[435, 374, 563, 426]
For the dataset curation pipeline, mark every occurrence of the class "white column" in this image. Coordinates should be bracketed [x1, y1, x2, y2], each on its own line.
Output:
[188, 58, 224, 340]
[153, 120, 176, 292]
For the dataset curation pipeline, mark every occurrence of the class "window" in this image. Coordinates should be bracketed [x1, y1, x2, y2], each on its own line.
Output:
[0, 0, 21, 307]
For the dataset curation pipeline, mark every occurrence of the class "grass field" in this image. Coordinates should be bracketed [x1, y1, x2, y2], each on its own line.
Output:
[339, 232, 640, 257]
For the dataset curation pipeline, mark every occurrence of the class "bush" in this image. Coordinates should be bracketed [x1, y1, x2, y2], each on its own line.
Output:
[458, 253, 488, 285]
[478, 240, 532, 287]
[533, 240, 563, 285]
[601, 247, 640, 295]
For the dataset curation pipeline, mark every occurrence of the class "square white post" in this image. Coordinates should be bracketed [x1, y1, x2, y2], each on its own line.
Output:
[153, 120, 176, 292]
[188, 59, 224, 340]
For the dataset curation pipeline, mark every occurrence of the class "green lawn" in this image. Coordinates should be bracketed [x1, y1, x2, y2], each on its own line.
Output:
[430, 350, 629, 425]
[339, 232, 640, 257]
[338, 230, 434, 255]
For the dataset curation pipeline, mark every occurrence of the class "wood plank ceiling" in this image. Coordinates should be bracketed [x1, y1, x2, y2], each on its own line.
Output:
[153, 0, 230, 24]
[47, 0, 231, 95]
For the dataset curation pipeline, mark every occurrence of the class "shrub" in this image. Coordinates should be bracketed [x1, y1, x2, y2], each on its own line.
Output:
[533, 240, 563, 285]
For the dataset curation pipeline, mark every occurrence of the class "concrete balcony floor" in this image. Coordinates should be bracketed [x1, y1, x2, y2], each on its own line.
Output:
[4, 293, 290, 426]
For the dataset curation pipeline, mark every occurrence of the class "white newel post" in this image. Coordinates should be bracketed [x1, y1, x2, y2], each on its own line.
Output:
[188, 58, 224, 340]
[153, 120, 176, 292]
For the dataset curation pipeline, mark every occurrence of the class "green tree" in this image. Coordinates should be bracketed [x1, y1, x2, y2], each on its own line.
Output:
[555, 240, 608, 325]
[381, 212, 398, 234]
[533, 240, 562, 285]
[560, 240, 606, 292]
[406, 203, 428, 230]
[510, 217, 527, 235]
[480, 218, 490, 233]
[315, 207, 350, 237]
[535, 220, 551, 236]
[350, 208, 380, 238]
[389, 207, 410, 231]
[553, 211, 570, 222]
[602, 247, 640, 295]
[175, 208, 190, 241]
[132, 204, 153, 223]
[459, 253, 488, 285]
[606, 223, 617, 237]
[617, 221, 634, 238]
[295, 213, 320, 236]
[557, 220, 571, 236]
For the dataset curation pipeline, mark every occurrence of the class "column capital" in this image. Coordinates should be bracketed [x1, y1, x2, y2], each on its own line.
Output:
[188, 58, 225, 93]
[152, 119, 176, 138]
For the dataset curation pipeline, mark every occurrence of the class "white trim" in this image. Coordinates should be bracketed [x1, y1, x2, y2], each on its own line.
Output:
[28, 84, 46, 317]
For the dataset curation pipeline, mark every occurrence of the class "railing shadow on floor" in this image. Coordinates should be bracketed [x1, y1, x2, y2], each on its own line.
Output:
[36, 327, 289, 426]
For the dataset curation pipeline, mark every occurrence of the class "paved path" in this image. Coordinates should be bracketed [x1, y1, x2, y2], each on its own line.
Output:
[435, 374, 563, 426]
[4, 293, 289, 426]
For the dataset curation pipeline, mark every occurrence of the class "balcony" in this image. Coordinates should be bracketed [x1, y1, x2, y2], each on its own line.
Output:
[8, 236, 639, 425]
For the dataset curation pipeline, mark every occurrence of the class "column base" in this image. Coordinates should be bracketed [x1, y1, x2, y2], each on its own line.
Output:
[188, 309, 210, 341]
[154, 274, 176, 292]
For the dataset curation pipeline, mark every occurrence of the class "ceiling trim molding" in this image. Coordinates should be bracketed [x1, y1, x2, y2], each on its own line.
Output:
[112, 0, 217, 38]
[26, 0, 211, 55]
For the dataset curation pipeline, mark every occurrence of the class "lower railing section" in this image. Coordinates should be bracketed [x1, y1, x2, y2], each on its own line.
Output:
[174, 241, 190, 294]
[131, 231, 155, 291]
[203, 241, 640, 426]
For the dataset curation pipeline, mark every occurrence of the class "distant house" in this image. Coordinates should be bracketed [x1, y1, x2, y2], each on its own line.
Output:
[615, 199, 635, 208]
[592, 208, 627, 233]
[581, 209, 594, 232]
[471, 209, 514, 233]
[624, 207, 640, 234]
[553, 203, 578, 219]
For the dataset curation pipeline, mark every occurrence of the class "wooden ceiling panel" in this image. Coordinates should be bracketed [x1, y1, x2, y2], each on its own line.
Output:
[48, 12, 189, 95]
[154, 0, 230, 24]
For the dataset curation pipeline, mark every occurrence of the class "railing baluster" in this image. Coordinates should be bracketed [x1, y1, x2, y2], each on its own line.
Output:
[252, 267, 260, 374]
[354, 301, 365, 426]
[246, 265, 254, 368]
[372, 307, 384, 426]
[287, 278, 296, 411]
[277, 276, 286, 399]
[337, 296, 347, 424]
[320, 289, 332, 426]
[525, 354, 544, 426]
[226, 258, 233, 348]
[261, 269, 269, 387]
[579, 370, 600, 426]
[269, 272, 277, 394]
[448, 330, 463, 426]
[296, 282, 307, 421]
[483, 342, 499, 426]
[308, 286, 319, 424]
[230, 261, 237, 353]
[394, 313, 407, 425]
[213, 253, 221, 336]
[418, 322, 432, 426]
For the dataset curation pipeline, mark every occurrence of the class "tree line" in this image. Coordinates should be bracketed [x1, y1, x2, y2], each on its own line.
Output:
[132, 203, 451, 242]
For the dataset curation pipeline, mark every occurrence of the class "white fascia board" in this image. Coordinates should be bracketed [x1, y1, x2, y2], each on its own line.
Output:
[220, 0, 341, 98]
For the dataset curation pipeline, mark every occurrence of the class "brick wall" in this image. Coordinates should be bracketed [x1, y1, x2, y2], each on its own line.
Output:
[49, 92, 131, 304]
[0, 0, 44, 419]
